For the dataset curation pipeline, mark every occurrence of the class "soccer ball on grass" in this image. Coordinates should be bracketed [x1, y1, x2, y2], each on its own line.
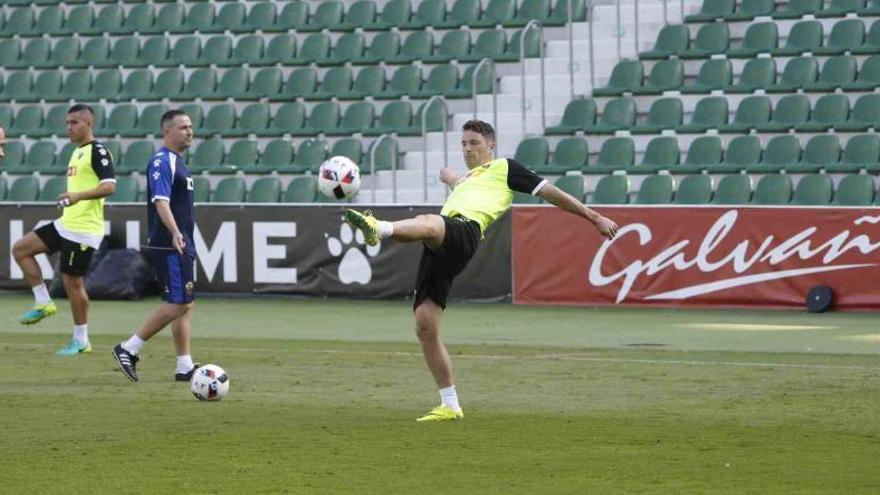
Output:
[190, 364, 230, 401]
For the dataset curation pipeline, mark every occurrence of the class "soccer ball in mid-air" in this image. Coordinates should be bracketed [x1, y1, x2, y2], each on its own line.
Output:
[318, 156, 361, 200]
[190, 364, 230, 401]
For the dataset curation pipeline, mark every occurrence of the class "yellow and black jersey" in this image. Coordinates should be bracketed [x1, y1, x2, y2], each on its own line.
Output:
[59, 140, 116, 237]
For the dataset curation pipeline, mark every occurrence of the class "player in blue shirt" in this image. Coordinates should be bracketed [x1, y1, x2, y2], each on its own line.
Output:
[113, 110, 200, 383]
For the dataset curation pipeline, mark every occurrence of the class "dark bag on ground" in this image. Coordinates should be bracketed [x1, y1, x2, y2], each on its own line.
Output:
[51, 245, 158, 300]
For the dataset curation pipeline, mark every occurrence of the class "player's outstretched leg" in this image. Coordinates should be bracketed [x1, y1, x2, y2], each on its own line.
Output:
[344, 209, 380, 246]
[19, 302, 57, 325]
[112, 343, 140, 382]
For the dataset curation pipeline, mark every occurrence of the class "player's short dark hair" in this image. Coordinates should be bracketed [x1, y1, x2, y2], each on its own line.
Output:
[462, 120, 496, 142]
[68, 104, 94, 116]
[161, 109, 189, 129]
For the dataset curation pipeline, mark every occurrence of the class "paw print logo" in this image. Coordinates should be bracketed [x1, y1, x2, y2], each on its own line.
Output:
[326, 223, 380, 284]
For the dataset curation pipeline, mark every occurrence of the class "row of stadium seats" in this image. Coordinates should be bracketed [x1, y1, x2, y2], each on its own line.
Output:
[515, 173, 878, 205]
[598, 55, 880, 96]
[0, 0, 582, 38]
[0, 64, 497, 104]
[0, 100, 445, 139]
[642, 19, 880, 61]
[0, 30, 540, 70]
[0, 175, 329, 203]
[2, 136, 400, 175]
[684, 0, 880, 22]
[513, 133, 880, 174]
[547, 94, 880, 135]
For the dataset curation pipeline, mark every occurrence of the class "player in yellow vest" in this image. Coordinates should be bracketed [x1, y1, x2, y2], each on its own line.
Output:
[12, 105, 116, 356]
[345, 120, 618, 421]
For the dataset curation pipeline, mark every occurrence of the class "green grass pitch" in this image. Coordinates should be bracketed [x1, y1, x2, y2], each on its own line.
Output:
[1, 293, 878, 493]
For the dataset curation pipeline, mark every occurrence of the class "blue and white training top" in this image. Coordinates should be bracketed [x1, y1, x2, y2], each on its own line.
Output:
[146, 146, 195, 256]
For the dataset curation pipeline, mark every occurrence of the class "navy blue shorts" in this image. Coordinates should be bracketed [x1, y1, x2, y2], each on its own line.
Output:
[148, 251, 196, 304]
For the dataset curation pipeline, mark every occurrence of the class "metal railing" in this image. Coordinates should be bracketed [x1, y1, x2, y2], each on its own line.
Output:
[472, 57, 498, 135]
[520, 20, 545, 136]
[369, 134, 392, 203]
[421, 95, 448, 203]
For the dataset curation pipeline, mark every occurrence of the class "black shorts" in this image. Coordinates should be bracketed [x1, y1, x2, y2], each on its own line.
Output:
[34, 222, 95, 277]
[147, 250, 196, 304]
[413, 215, 481, 311]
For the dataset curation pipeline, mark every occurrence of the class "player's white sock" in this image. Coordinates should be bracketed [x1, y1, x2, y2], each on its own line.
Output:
[439, 385, 461, 412]
[32, 284, 51, 305]
[122, 335, 145, 355]
[73, 324, 88, 343]
[377, 220, 394, 239]
[176, 354, 194, 373]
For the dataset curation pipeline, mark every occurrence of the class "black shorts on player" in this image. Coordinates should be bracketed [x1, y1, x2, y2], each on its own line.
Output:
[413, 215, 481, 311]
[34, 223, 94, 277]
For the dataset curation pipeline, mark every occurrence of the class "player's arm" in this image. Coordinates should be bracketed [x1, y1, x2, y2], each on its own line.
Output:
[58, 143, 117, 205]
[439, 167, 463, 190]
[149, 156, 186, 254]
[154, 199, 186, 254]
[537, 184, 618, 239]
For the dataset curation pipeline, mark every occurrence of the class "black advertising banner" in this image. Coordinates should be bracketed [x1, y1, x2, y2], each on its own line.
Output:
[0, 204, 511, 301]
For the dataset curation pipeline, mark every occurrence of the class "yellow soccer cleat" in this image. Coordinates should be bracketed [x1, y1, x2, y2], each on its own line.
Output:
[344, 209, 380, 246]
[19, 302, 58, 325]
[416, 404, 464, 422]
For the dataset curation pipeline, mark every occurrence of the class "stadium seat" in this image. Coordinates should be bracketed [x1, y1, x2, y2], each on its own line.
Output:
[199, 36, 234, 67]
[757, 94, 811, 132]
[631, 98, 682, 134]
[145, 3, 185, 34]
[772, 20, 823, 56]
[676, 96, 728, 133]
[13, 39, 51, 69]
[2, 141, 29, 174]
[584, 137, 634, 174]
[253, 139, 294, 173]
[25, 142, 57, 174]
[283, 177, 318, 203]
[189, 139, 227, 174]
[712, 175, 753, 204]
[461, 29, 507, 62]
[832, 174, 875, 205]
[272, 1, 309, 32]
[227, 35, 265, 66]
[838, 94, 880, 131]
[212, 177, 246, 203]
[791, 174, 833, 205]
[360, 137, 399, 174]
[309, 67, 354, 101]
[634, 59, 684, 95]
[318, 33, 365, 66]
[331, 138, 364, 164]
[401, 0, 446, 29]
[175, 68, 217, 101]
[82, 69, 122, 103]
[0, 71, 32, 103]
[630, 136, 679, 173]
[283, 139, 327, 174]
[773, 0, 823, 18]
[795, 94, 850, 132]
[589, 175, 629, 204]
[337, 0, 377, 32]
[412, 64, 459, 98]
[853, 20, 880, 53]
[545, 98, 596, 134]
[123, 3, 155, 34]
[710, 135, 761, 174]
[108, 176, 139, 203]
[61, 5, 95, 36]
[22, 72, 62, 103]
[674, 175, 713, 204]
[593, 60, 642, 97]
[256, 34, 296, 66]
[842, 57, 880, 92]
[212, 2, 248, 33]
[236, 104, 271, 136]
[151, 69, 185, 100]
[640, 24, 689, 60]
[2, 7, 37, 37]
[353, 32, 400, 65]
[35, 105, 69, 139]
[728, 58, 777, 94]
[680, 23, 729, 59]
[285, 34, 330, 66]
[720, 95, 772, 133]
[199, 104, 237, 138]
[767, 56, 818, 92]
[752, 135, 801, 173]
[507, 0, 552, 27]
[9, 105, 43, 137]
[386, 31, 433, 64]
[752, 175, 793, 205]
[163, 36, 201, 67]
[330, 102, 375, 136]
[295, 102, 341, 136]
[7, 176, 40, 202]
[553, 175, 584, 199]
[790, 134, 840, 172]
[180, 2, 216, 33]
[193, 177, 211, 203]
[119, 69, 154, 101]
[473, 0, 516, 27]
[817, 0, 866, 17]
[585, 97, 636, 134]
[339, 66, 385, 99]
[99, 36, 139, 68]
[548, 0, 587, 24]
[538, 137, 588, 174]
[815, 19, 865, 55]
[436, 0, 480, 28]
[277, 67, 318, 101]
[728, 0, 775, 19]
[300, 0, 344, 32]
[678, 135, 723, 173]
[46, 38, 80, 69]
[375, 65, 422, 99]
[728, 22, 778, 58]
[635, 175, 674, 204]
[804, 56, 857, 92]
[424, 30, 471, 63]
[514, 137, 549, 170]
[447, 63, 494, 98]
[401, 98, 446, 135]
[682, 59, 733, 94]
[247, 178, 282, 203]
[69, 38, 109, 68]
[0, 40, 21, 68]
[686, 0, 734, 22]
[117, 141, 154, 174]
[827, 134, 880, 173]
[266, 103, 306, 136]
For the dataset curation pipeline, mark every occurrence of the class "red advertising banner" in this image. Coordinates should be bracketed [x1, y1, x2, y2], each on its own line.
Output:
[512, 206, 880, 310]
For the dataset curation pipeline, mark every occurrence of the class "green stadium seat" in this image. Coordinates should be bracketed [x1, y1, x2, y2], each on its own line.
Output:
[211, 2, 248, 33]
[247, 178, 281, 203]
[728, 22, 778, 58]
[272, 1, 309, 32]
[719, 95, 771, 133]
[213, 67, 250, 100]
[0, 40, 21, 68]
[401, 98, 446, 135]
[553, 175, 584, 199]
[634, 59, 684, 95]
[366, 0, 412, 30]
[635, 175, 673, 204]
[21, 71, 62, 103]
[791, 174, 832, 205]
[500, 29, 541, 61]
[8, 176, 40, 202]
[593, 60, 642, 97]
[630, 136, 679, 173]
[678, 135, 723, 173]
[98, 36, 139, 68]
[752, 175, 793, 205]
[1, 7, 36, 37]
[352, 32, 400, 65]
[69, 38, 109, 68]
[240, 2, 277, 32]
[58, 71, 91, 101]
[424, 30, 471, 63]
[130, 37, 168, 68]
[448, 63, 494, 98]
[766, 56, 818, 92]
[0, 71, 30, 103]
[227, 35, 265, 66]
[630, 98, 682, 134]
[727, 0, 775, 19]
[144, 3, 185, 34]
[375, 66, 421, 99]
[535, 137, 588, 174]
[9, 106, 43, 137]
[189, 139, 227, 174]
[584, 137, 633, 174]
[212, 177, 246, 203]
[837, 94, 880, 131]
[2, 141, 29, 174]
[283, 177, 318, 203]
[680, 23, 729, 59]
[728, 58, 776, 94]
[26, 142, 57, 174]
[506, 0, 552, 27]
[192, 177, 211, 202]
[640, 24, 689, 60]
[545, 98, 596, 135]
[198, 36, 233, 67]
[842, 56, 880, 92]
[826, 134, 880, 173]
[61, 5, 95, 36]
[33, 104, 68, 138]
[589, 175, 629, 204]
[513, 137, 549, 170]
[585, 97, 636, 134]
[318, 33, 365, 66]
[675, 96, 728, 133]
[175, 68, 217, 101]
[436, 0, 479, 28]
[165, 36, 201, 67]
[123, 4, 156, 34]
[340, 66, 386, 99]
[363, 101, 412, 136]
[46, 38, 80, 69]
[312, 1, 348, 31]
[251, 139, 293, 174]
[853, 20, 880, 53]
[330, 102, 375, 136]
[294, 102, 341, 136]
[548, 0, 587, 24]
[245, 68, 283, 100]
[790, 134, 840, 173]
[11, 39, 50, 69]
[712, 175, 752, 204]
[412, 64, 459, 98]
[308, 67, 353, 102]
[277, 139, 326, 174]
[386, 31, 433, 64]
[336, 0, 376, 31]
[223, 140, 259, 173]
[235, 103, 271, 136]
[796, 94, 850, 132]
[711, 135, 761, 173]
[359, 137, 400, 174]
[803, 55, 857, 92]
[83, 69, 122, 102]
[471, 0, 515, 27]
[150, 68, 184, 100]
[773, 0, 822, 17]
[674, 175, 713, 204]
[832, 174, 875, 205]
[460, 29, 507, 62]
[117, 141, 154, 175]
[108, 176, 139, 203]
[199, 104, 237, 138]
[401, 0, 446, 29]
[817, 0, 866, 17]
[815, 19, 865, 55]
[118, 69, 153, 101]
[256, 34, 296, 66]
[686, 0, 734, 22]
[756, 94, 811, 132]
[180, 2, 216, 33]
[267, 103, 306, 136]
[289, 34, 331, 65]
[276, 67, 318, 101]
[681, 59, 733, 94]
[772, 20, 823, 56]
[750, 135, 799, 173]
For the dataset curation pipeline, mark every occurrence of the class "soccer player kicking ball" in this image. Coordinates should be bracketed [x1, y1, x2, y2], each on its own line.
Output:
[345, 120, 618, 421]
[112, 110, 199, 383]
[12, 105, 116, 356]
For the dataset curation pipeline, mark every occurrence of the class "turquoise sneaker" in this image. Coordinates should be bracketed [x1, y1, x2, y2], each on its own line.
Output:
[55, 339, 92, 356]
[19, 302, 57, 325]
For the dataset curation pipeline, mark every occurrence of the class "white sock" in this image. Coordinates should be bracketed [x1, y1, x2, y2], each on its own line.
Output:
[32, 284, 51, 305]
[439, 385, 461, 412]
[377, 220, 394, 239]
[122, 335, 145, 355]
[176, 354, 194, 373]
[73, 324, 88, 343]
